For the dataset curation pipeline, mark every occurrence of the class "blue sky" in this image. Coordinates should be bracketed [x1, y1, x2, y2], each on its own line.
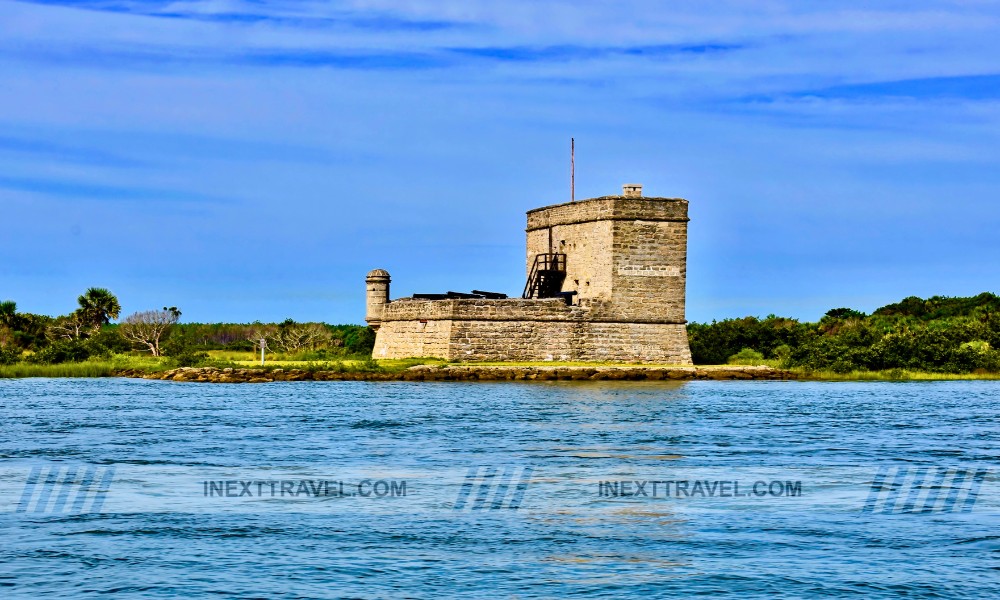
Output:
[2, 0, 999, 324]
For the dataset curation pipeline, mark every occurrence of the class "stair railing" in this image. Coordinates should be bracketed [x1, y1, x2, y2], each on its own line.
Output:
[522, 253, 567, 299]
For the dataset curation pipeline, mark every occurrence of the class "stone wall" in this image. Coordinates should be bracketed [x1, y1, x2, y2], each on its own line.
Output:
[378, 297, 685, 326]
[449, 320, 692, 363]
[373, 298, 692, 363]
[609, 219, 687, 322]
[527, 220, 614, 304]
[379, 297, 585, 321]
[374, 317, 452, 359]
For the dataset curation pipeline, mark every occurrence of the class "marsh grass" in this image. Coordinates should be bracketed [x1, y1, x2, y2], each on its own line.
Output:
[797, 368, 1000, 381]
[2, 353, 996, 381]
[219, 357, 440, 373]
[110, 354, 171, 371]
[728, 358, 786, 368]
[0, 361, 116, 378]
[207, 349, 375, 364]
[377, 358, 447, 371]
[206, 350, 260, 362]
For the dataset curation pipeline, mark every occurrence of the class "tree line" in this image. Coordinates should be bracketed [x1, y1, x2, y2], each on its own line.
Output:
[0, 289, 376, 366]
[4, 288, 998, 373]
[688, 292, 1000, 373]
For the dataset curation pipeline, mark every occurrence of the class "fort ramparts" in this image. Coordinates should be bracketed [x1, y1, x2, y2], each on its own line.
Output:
[366, 184, 693, 363]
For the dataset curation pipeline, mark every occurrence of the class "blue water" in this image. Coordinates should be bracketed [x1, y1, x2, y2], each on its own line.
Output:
[0, 379, 997, 598]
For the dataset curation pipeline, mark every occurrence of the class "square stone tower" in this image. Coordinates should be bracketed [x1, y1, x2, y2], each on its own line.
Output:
[525, 184, 689, 325]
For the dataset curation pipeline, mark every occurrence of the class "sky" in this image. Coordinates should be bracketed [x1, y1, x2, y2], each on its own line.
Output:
[2, 0, 999, 325]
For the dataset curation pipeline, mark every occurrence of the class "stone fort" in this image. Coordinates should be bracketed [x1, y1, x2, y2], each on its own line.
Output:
[365, 184, 693, 363]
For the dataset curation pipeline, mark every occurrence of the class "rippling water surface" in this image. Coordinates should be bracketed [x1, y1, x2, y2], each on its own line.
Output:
[0, 379, 997, 598]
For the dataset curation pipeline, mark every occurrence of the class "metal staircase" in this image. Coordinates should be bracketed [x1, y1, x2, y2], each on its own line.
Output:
[522, 253, 567, 299]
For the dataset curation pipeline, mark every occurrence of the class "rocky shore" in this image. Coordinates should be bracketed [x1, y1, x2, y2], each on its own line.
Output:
[114, 364, 799, 383]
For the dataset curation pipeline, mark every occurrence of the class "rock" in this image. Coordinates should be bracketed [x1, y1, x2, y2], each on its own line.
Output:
[113, 363, 798, 383]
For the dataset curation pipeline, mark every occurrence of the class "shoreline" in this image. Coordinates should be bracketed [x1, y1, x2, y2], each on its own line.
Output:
[114, 364, 798, 383]
[4, 363, 997, 382]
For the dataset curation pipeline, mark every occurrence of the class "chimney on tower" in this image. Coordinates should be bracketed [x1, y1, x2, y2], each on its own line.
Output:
[622, 183, 643, 198]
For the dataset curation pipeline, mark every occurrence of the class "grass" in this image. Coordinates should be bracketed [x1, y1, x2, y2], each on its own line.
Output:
[0, 354, 176, 378]
[791, 368, 1000, 381]
[224, 357, 445, 373]
[728, 358, 785, 368]
[109, 354, 173, 372]
[372, 358, 447, 371]
[718, 361, 1000, 380]
[0, 361, 116, 378]
[204, 350, 256, 362]
[206, 349, 396, 368]
[2, 353, 999, 381]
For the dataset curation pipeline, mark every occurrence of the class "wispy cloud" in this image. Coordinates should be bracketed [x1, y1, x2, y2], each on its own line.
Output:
[0, 124, 353, 170]
[0, 175, 236, 205]
[3, 39, 739, 72]
[711, 73, 1000, 131]
[3, 43, 453, 71]
[0, 135, 145, 167]
[786, 74, 1000, 102]
[447, 43, 740, 63]
[15, 0, 476, 31]
[236, 49, 448, 70]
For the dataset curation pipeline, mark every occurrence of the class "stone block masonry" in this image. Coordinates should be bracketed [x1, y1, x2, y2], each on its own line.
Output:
[367, 184, 693, 364]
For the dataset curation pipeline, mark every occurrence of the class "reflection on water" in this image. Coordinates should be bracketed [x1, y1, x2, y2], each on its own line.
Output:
[0, 378, 998, 597]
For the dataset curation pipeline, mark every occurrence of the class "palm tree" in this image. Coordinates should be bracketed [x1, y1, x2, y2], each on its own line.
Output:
[77, 288, 121, 327]
[0, 300, 16, 328]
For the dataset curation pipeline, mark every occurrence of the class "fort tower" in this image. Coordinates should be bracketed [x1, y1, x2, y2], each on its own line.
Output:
[367, 185, 692, 363]
[525, 183, 688, 325]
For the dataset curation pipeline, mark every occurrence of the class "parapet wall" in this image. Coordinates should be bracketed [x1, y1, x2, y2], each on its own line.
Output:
[380, 297, 682, 325]
[526, 196, 688, 230]
[373, 298, 693, 363]
[380, 298, 583, 322]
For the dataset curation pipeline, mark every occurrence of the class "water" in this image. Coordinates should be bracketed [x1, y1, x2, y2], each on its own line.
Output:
[0, 379, 997, 597]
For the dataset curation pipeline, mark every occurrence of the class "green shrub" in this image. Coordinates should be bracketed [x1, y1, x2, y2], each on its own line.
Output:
[727, 348, 765, 365]
[886, 368, 909, 380]
[86, 327, 131, 355]
[689, 292, 1000, 373]
[829, 359, 855, 374]
[354, 357, 383, 372]
[343, 326, 376, 355]
[26, 340, 91, 364]
[169, 350, 210, 367]
[0, 346, 22, 365]
[160, 333, 210, 367]
[824, 308, 867, 320]
[960, 340, 991, 353]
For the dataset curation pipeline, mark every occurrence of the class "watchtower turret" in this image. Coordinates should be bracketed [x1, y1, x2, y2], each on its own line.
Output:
[365, 269, 391, 329]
